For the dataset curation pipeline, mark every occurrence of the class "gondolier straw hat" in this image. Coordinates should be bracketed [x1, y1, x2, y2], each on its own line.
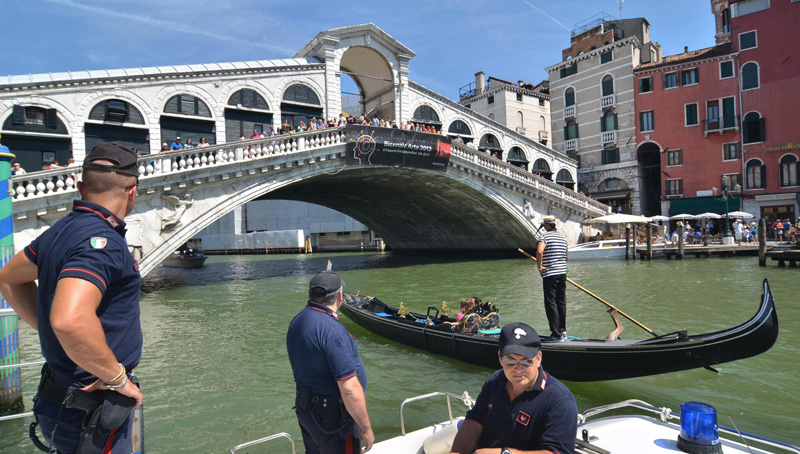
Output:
[542, 215, 557, 225]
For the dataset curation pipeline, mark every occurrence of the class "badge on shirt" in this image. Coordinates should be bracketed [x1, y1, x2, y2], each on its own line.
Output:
[90, 237, 108, 249]
[516, 410, 531, 426]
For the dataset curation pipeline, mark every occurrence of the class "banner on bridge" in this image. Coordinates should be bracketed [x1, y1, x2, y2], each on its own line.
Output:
[345, 125, 451, 172]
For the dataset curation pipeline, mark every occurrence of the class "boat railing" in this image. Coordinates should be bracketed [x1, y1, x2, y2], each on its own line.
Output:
[578, 399, 800, 453]
[0, 352, 46, 423]
[398, 391, 474, 435]
[230, 432, 296, 454]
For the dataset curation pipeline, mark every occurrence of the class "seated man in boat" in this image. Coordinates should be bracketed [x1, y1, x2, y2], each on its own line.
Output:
[447, 298, 500, 334]
[451, 322, 577, 454]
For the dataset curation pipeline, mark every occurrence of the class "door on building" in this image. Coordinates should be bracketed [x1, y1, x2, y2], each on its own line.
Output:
[637, 142, 662, 215]
[85, 123, 149, 155]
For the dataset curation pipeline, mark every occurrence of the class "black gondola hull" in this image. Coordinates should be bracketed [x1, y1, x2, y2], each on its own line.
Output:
[339, 279, 778, 381]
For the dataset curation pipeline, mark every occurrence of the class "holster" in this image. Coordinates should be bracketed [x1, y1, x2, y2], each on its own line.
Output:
[295, 384, 355, 437]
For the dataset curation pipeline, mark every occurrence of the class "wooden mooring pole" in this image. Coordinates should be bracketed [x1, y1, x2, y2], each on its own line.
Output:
[758, 218, 767, 266]
[625, 225, 631, 261]
[646, 223, 653, 260]
[677, 222, 685, 260]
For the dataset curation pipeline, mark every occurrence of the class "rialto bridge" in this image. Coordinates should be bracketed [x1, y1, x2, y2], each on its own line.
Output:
[2, 24, 607, 277]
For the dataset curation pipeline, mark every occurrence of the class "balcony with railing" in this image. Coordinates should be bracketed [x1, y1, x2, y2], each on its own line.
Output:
[601, 94, 616, 108]
[539, 130, 549, 142]
[563, 105, 576, 118]
[601, 130, 617, 144]
[565, 139, 578, 152]
[703, 115, 739, 137]
[516, 127, 526, 135]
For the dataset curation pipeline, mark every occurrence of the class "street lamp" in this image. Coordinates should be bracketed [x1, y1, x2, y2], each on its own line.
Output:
[712, 176, 741, 243]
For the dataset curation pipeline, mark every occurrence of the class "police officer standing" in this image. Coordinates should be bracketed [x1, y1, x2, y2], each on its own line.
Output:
[535, 215, 569, 341]
[0, 143, 143, 453]
[450, 322, 577, 454]
[287, 271, 374, 453]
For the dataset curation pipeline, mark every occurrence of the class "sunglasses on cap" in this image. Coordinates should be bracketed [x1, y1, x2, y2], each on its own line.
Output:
[501, 357, 535, 368]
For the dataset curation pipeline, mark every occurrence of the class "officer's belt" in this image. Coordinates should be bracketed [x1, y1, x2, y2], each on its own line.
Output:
[37, 373, 104, 413]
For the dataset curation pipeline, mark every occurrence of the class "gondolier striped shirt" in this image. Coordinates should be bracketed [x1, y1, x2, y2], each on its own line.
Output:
[540, 230, 568, 278]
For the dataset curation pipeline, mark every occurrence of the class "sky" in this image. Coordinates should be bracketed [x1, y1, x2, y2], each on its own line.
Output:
[1, 0, 718, 101]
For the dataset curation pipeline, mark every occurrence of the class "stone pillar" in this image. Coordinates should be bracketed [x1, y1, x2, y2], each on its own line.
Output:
[0, 144, 23, 415]
[322, 36, 342, 122]
[396, 54, 413, 124]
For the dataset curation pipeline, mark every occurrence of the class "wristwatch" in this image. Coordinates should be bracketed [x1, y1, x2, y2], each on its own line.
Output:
[501, 449, 512, 454]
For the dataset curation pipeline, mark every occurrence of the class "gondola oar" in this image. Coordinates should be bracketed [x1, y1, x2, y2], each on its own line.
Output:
[517, 248, 659, 337]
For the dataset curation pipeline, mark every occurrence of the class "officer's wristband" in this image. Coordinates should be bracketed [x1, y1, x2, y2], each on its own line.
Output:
[105, 374, 128, 391]
[102, 363, 126, 387]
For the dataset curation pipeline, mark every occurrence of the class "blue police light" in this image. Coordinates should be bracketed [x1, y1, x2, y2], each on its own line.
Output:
[677, 401, 723, 454]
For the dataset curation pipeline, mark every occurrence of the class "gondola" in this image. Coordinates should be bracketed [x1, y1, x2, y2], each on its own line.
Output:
[339, 278, 778, 381]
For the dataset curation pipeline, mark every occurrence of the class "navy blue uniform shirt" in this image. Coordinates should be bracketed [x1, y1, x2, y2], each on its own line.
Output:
[466, 368, 577, 454]
[287, 302, 367, 398]
[24, 200, 142, 384]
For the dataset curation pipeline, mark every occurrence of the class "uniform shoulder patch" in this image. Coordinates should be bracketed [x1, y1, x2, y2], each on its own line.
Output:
[90, 237, 108, 249]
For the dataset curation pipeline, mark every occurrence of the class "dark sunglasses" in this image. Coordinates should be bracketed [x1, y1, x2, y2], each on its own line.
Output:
[501, 357, 535, 368]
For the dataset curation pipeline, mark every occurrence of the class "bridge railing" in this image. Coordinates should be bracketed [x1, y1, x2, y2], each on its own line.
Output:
[450, 143, 608, 214]
[8, 128, 348, 201]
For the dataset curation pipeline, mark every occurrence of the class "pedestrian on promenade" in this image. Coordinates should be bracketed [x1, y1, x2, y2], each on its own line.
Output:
[287, 271, 374, 453]
[535, 215, 569, 341]
[0, 142, 143, 453]
[450, 322, 577, 454]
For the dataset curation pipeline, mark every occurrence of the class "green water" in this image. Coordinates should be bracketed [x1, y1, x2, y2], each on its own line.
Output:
[1, 253, 798, 453]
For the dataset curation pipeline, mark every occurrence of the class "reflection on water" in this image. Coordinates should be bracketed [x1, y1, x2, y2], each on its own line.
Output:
[2, 252, 798, 453]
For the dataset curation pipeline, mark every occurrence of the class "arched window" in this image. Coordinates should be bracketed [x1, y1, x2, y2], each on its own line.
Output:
[228, 88, 270, 110]
[601, 75, 614, 96]
[564, 88, 575, 107]
[598, 178, 628, 191]
[780, 155, 798, 187]
[164, 94, 212, 117]
[556, 169, 575, 190]
[282, 84, 320, 106]
[746, 159, 765, 189]
[516, 111, 524, 129]
[226, 89, 272, 142]
[89, 99, 145, 124]
[447, 120, 471, 137]
[280, 84, 322, 130]
[742, 62, 759, 90]
[540, 116, 546, 130]
[532, 159, 552, 180]
[743, 112, 764, 144]
[479, 133, 502, 158]
[412, 105, 441, 126]
[489, 113, 496, 121]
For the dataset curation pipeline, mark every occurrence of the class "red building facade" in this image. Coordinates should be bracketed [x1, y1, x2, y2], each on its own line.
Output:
[632, 0, 799, 221]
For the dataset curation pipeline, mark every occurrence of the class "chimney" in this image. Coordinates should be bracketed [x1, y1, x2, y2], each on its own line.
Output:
[684, 46, 688, 53]
[518, 80, 524, 87]
[475, 71, 486, 94]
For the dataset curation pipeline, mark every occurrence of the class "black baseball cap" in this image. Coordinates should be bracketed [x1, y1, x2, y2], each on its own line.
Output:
[83, 142, 139, 177]
[309, 271, 344, 296]
[499, 322, 541, 358]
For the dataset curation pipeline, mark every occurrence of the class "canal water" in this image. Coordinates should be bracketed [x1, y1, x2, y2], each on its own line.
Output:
[1, 252, 798, 453]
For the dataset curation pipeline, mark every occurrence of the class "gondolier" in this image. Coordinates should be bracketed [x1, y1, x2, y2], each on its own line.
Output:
[287, 271, 374, 453]
[0, 142, 143, 453]
[536, 215, 569, 341]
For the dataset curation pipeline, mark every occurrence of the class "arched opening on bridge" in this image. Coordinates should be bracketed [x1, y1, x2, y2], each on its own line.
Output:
[637, 142, 662, 215]
[2, 105, 71, 171]
[160, 94, 215, 148]
[479, 133, 503, 159]
[340, 72, 363, 119]
[594, 178, 631, 214]
[556, 169, 575, 190]
[340, 46, 395, 122]
[85, 99, 150, 154]
[411, 105, 441, 132]
[447, 119, 473, 144]
[507, 146, 528, 171]
[225, 89, 272, 141]
[281, 83, 323, 129]
[532, 158, 552, 180]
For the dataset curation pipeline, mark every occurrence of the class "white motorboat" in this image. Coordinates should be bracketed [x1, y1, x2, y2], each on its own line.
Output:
[232, 392, 800, 454]
[569, 239, 629, 259]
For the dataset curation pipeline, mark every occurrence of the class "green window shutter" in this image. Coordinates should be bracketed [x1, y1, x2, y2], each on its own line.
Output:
[12, 105, 24, 125]
[563, 125, 568, 140]
[722, 98, 735, 128]
[46, 108, 57, 129]
[761, 164, 766, 188]
[759, 117, 766, 142]
[613, 114, 618, 130]
[638, 78, 643, 93]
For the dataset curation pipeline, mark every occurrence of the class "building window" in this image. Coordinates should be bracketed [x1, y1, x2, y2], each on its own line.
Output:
[685, 104, 699, 126]
[722, 97, 736, 128]
[742, 62, 759, 90]
[707, 100, 720, 130]
[106, 100, 129, 122]
[487, 95, 495, 104]
[600, 50, 613, 64]
[639, 77, 653, 93]
[516, 93, 523, 102]
[601, 76, 614, 96]
[564, 121, 579, 140]
[602, 147, 620, 165]
[666, 179, 683, 196]
[516, 111, 524, 129]
[746, 159, 765, 189]
[564, 88, 575, 107]
[681, 68, 699, 86]
[560, 64, 578, 78]
[722, 8, 731, 33]
[667, 149, 683, 166]
[743, 112, 765, 144]
[780, 155, 798, 187]
[723, 143, 740, 161]
[601, 112, 617, 132]
[539, 98, 545, 107]
[720, 61, 734, 79]
[724, 173, 743, 190]
[663, 72, 679, 89]
[24, 106, 46, 125]
[640, 111, 654, 132]
[739, 30, 758, 50]
[732, 0, 770, 17]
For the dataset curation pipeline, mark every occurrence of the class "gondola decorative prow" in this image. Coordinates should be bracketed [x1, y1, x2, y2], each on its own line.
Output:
[440, 301, 453, 316]
[604, 309, 624, 342]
